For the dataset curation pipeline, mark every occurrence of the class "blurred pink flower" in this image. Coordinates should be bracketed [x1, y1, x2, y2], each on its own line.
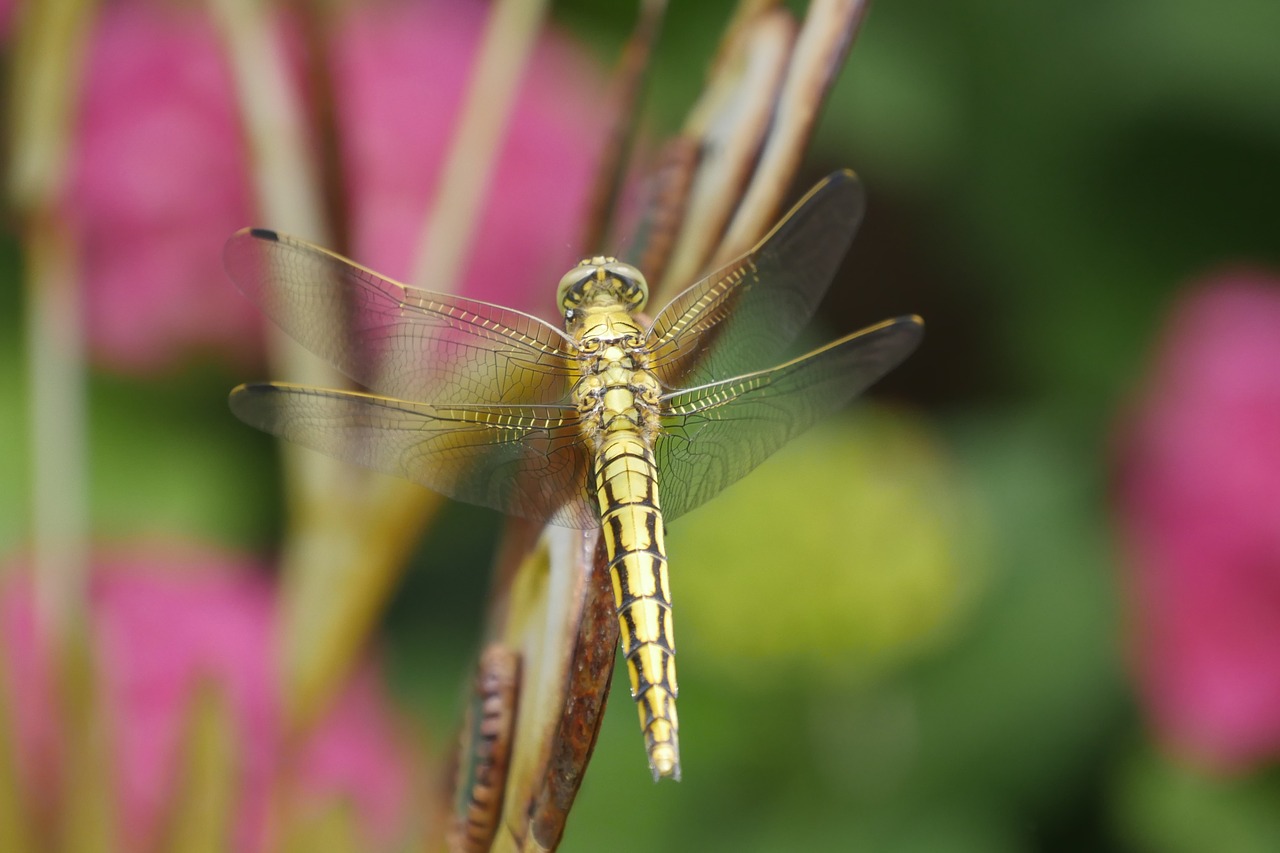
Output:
[0, 1, 16, 41]
[67, 0, 604, 373]
[0, 547, 421, 851]
[333, 0, 606, 312]
[68, 1, 261, 374]
[1116, 270, 1280, 772]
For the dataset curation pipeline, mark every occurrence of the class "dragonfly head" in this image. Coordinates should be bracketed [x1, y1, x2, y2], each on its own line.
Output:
[557, 257, 649, 319]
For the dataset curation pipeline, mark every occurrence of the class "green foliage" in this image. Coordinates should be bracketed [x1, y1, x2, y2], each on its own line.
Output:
[89, 368, 282, 547]
[822, 0, 1280, 410]
[1117, 748, 1280, 853]
[562, 410, 1126, 852]
[670, 409, 981, 688]
[0, 358, 281, 555]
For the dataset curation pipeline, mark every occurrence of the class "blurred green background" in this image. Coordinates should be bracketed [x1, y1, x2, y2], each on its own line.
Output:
[4, 0, 1280, 850]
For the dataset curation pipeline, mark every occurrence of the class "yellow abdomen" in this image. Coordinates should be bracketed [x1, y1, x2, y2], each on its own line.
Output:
[594, 431, 680, 780]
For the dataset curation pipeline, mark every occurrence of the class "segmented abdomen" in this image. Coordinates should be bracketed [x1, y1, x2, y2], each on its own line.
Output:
[594, 431, 680, 780]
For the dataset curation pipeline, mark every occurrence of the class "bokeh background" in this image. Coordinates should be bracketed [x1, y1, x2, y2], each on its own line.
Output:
[2, 0, 1279, 850]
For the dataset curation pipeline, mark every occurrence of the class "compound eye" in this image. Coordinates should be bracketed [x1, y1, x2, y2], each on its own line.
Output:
[603, 260, 649, 309]
[556, 264, 596, 308]
[603, 260, 645, 285]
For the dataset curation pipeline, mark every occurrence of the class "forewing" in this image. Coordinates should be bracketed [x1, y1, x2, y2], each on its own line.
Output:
[655, 316, 923, 521]
[229, 383, 596, 528]
[645, 170, 865, 389]
[224, 229, 578, 404]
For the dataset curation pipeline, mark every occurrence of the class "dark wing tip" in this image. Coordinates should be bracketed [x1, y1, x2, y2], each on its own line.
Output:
[227, 382, 277, 421]
[229, 381, 266, 398]
[224, 229, 282, 289]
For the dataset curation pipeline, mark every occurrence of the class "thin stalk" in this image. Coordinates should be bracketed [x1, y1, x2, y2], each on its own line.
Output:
[8, 0, 96, 657]
[411, 0, 551, 294]
[23, 217, 89, 648]
[578, 0, 669, 254]
[211, 0, 445, 738]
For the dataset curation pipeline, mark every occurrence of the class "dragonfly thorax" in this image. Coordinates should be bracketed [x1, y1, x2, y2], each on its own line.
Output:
[557, 256, 648, 319]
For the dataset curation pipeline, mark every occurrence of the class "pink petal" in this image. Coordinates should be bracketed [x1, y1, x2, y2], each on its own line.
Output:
[1116, 270, 1280, 771]
[333, 0, 606, 317]
[66, 0, 606, 375]
[0, 545, 420, 852]
[67, 1, 262, 374]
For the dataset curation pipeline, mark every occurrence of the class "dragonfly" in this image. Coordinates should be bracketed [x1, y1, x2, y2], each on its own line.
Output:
[224, 169, 923, 781]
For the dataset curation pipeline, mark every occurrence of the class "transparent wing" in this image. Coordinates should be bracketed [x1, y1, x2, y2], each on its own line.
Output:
[655, 316, 923, 521]
[229, 383, 596, 528]
[645, 170, 865, 389]
[224, 229, 579, 404]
